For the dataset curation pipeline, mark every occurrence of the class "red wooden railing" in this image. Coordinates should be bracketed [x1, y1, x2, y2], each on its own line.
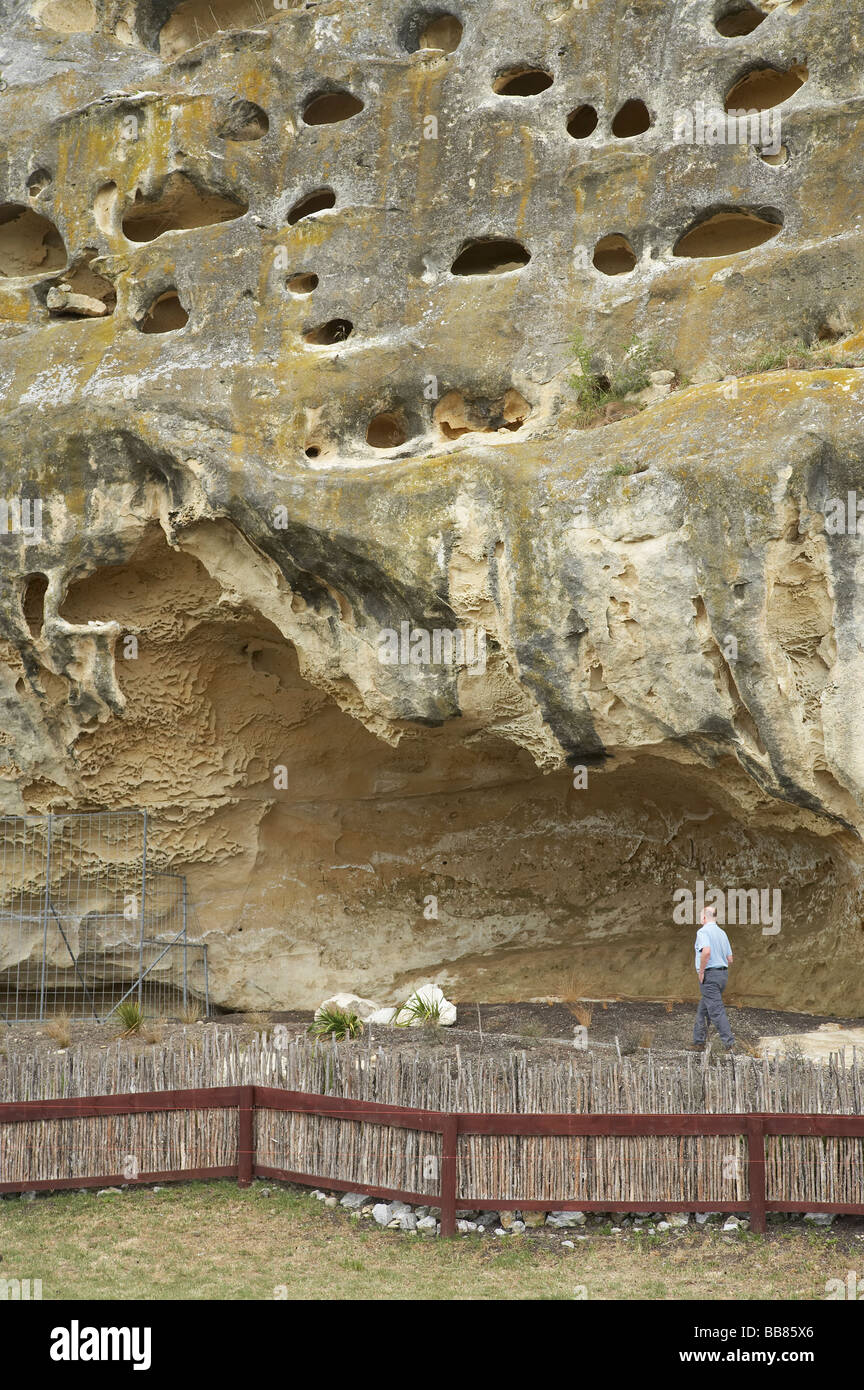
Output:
[3, 1085, 864, 1235]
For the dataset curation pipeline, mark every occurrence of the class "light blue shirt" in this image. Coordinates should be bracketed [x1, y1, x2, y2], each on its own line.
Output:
[695, 922, 732, 971]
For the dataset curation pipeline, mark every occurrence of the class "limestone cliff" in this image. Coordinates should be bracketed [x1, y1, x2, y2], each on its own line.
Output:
[1, 0, 863, 1012]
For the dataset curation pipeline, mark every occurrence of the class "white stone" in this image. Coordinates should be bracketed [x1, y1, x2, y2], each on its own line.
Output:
[340, 1192, 367, 1209]
[314, 992, 381, 1023]
[393, 983, 457, 1027]
[372, 1202, 393, 1225]
[803, 1212, 835, 1226]
[417, 1215, 437, 1231]
[323, 1196, 338, 1207]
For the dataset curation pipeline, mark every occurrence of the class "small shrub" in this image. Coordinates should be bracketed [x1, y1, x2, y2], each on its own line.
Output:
[45, 1013, 72, 1048]
[114, 1000, 144, 1036]
[309, 1006, 364, 1042]
[142, 1020, 165, 1045]
[245, 1010, 273, 1035]
[178, 1001, 204, 1025]
[638, 1026, 655, 1050]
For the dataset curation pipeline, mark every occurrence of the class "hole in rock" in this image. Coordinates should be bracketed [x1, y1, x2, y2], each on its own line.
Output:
[592, 234, 637, 275]
[302, 91, 364, 126]
[567, 104, 598, 139]
[45, 250, 116, 317]
[418, 13, 462, 50]
[760, 145, 788, 165]
[366, 413, 407, 449]
[611, 99, 651, 137]
[287, 188, 336, 225]
[673, 208, 782, 258]
[286, 272, 318, 295]
[724, 64, 808, 113]
[138, 290, 189, 333]
[450, 237, 530, 276]
[218, 99, 269, 141]
[32, 0, 96, 32]
[22, 573, 48, 639]
[304, 445, 321, 459]
[157, 0, 288, 61]
[303, 318, 353, 346]
[26, 168, 52, 199]
[0, 205, 66, 277]
[434, 388, 530, 439]
[715, 4, 767, 36]
[121, 172, 247, 242]
[493, 67, 554, 97]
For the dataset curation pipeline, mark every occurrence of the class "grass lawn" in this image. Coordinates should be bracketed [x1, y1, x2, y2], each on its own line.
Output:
[1, 1181, 860, 1300]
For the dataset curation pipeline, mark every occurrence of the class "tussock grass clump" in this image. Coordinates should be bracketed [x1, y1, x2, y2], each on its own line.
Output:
[45, 1014, 72, 1048]
[396, 990, 444, 1027]
[178, 1002, 204, 1025]
[733, 336, 864, 376]
[114, 1000, 145, 1037]
[309, 1006, 363, 1042]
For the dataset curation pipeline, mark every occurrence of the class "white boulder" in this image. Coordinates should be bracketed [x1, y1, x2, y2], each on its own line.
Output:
[314, 993, 381, 1023]
[393, 984, 457, 1027]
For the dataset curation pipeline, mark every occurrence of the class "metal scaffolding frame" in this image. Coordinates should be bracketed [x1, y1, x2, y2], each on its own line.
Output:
[0, 810, 209, 1022]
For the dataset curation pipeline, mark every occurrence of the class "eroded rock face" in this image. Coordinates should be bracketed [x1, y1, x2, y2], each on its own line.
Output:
[1, 0, 863, 1012]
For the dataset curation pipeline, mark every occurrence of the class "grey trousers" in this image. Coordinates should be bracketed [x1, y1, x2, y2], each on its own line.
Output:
[693, 968, 734, 1048]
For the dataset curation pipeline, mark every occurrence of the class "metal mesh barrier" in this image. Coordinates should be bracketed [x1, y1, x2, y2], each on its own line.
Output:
[0, 812, 209, 1021]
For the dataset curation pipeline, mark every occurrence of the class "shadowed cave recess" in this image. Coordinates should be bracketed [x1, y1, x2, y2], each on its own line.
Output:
[1, 0, 864, 1014]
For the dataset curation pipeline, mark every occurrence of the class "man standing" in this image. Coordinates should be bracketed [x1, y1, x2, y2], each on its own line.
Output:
[689, 905, 735, 1052]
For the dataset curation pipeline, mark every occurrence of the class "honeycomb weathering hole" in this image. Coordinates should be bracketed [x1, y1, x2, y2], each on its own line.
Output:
[286, 272, 319, 294]
[725, 65, 809, 113]
[673, 209, 782, 258]
[450, 237, 531, 276]
[46, 249, 116, 317]
[493, 68, 554, 97]
[303, 318, 353, 346]
[418, 13, 462, 50]
[366, 413, 407, 448]
[0, 204, 66, 277]
[302, 91, 365, 126]
[567, 104, 598, 139]
[121, 172, 247, 242]
[218, 99, 269, 142]
[31, 0, 96, 33]
[138, 290, 189, 333]
[22, 573, 48, 640]
[157, 0, 287, 61]
[715, 4, 767, 35]
[287, 188, 336, 225]
[593, 234, 637, 275]
[26, 168, 52, 199]
[612, 99, 652, 137]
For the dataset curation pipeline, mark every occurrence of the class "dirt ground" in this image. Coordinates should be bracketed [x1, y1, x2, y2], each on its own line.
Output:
[3, 998, 864, 1062]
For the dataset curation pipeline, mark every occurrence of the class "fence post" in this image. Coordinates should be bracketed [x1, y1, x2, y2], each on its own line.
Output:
[237, 1085, 255, 1188]
[747, 1115, 766, 1234]
[439, 1114, 458, 1237]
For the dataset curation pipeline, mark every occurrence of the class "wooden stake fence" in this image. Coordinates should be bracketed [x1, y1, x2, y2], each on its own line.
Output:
[4, 1085, 864, 1235]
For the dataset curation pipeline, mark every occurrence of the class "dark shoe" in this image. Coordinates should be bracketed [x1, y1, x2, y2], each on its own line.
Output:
[725, 1044, 736, 1054]
[687, 1042, 706, 1052]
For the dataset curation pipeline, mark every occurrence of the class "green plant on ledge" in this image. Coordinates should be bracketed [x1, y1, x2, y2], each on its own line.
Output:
[568, 332, 663, 427]
[733, 337, 863, 376]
